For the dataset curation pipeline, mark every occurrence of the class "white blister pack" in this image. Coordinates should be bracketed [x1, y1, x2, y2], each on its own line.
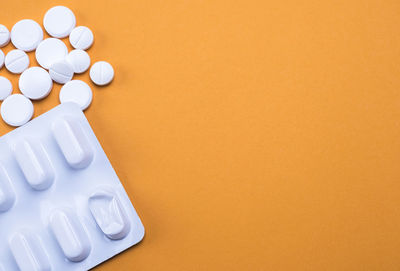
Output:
[0, 103, 145, 271]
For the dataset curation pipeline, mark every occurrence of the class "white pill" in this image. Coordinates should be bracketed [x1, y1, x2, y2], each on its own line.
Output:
[11, 19, 43, 52]
[60, 80, 92, 110]
[5, 49, 29, 74]
[19, 67, 53, 100]
[90, 61, 114, 86]
[0, 49, 4, 69]
[44, 6, 76, 38]
[69, 26, 94, 50]
[66, 49, 90, 74]
[35, 38, 68, 69]
[49, 60, 74, 84]
[1, 94, 33, 127]
[0, 25, 10, 47]
[0, 76, 12, 100]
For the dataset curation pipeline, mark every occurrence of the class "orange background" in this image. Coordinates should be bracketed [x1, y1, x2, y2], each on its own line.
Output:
[1, 0, 400, 270]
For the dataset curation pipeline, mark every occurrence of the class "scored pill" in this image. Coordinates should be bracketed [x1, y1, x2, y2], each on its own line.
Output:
[5, 49, 29, 74]
[66, 49, 91, 74]
[89, 61, 114, 86]
[0, 49, 3, 69]
[0, 25, 10, 47]
[49, 60, 74, 84]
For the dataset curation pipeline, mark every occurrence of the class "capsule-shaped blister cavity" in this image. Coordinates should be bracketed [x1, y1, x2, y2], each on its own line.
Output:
[89, 187, 131, 240]
[49, 209, 91, 262]
[14, 139, 54, 190]
[52, 117, 93, 169]
[0, 164, 15, 212]
[9, 232, 51, 271]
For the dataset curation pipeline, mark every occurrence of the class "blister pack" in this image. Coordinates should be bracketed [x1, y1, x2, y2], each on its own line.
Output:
[0, 103, 144, 270]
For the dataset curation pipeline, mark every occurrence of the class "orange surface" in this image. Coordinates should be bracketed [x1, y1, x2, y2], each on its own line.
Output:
[2, 0, 400, 270]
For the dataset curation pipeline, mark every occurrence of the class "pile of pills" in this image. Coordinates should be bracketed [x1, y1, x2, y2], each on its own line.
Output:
[0, 6, 114, 127]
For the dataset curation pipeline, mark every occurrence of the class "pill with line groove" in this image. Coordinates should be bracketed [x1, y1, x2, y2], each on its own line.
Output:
[69, 26, 93, 50]
[5, 49, 29, 74]
[49, 60, 74, 84]
[0, 25, 10, 47]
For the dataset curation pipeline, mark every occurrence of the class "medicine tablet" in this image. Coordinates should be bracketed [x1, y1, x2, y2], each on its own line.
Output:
[0, 49, 4, 69]
[19, 67, 53, 100]
[0, 25, 10, 47]
[66, 49, 90, 73]
[69, 26, 94, 50]
[0, 76, 12, 100]
[5, 49, 29, 74]
[44, 6, 76, 38]
[35, 38, 68, 69]
[90, 61, 114, 86]
[49, 60, 74, 84]
[11, 19, 43, 52]
[1, 94, 33, 127]
[60, 80, 92, 110]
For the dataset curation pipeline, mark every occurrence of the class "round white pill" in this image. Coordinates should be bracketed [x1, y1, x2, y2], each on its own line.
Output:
[0, 25, 10, 47]
[1, 94, 33, 127]
[5, 49, 29, 74]
[59, 80, 92, 110]
[49, 60, 74, 84]
[44, 6, 76, 38]
[19, 67, 53, 100]
[11, 19, 43, 52]
[0, 49, 4, 69]
[90, 61, 114, 86]
[69, 26, 94, 50]
[35, 38, 68, 70]
[0, 76, 12, 100]
[66, 49, 90, 74]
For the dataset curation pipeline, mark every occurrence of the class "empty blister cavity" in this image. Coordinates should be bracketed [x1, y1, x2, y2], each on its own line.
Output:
[89, 187, 131, 240]
[14, 139, 54, 190]
[52, 117, 94, 169]
[0, 164, 15, 212]
[49, 210, 91, 262]
[9, 232, 51, 271]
